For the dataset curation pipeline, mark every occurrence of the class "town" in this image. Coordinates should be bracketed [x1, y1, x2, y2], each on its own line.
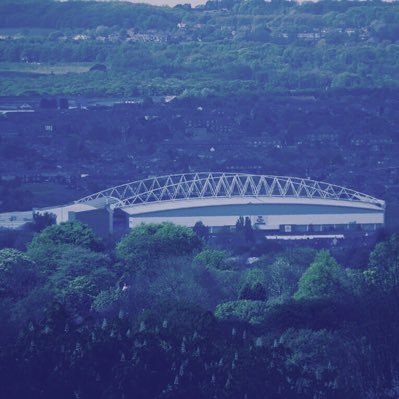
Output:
[1, 92, 398, 225]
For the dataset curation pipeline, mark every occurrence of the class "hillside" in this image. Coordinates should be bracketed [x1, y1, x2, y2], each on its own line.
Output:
[0, 0, 398, 96]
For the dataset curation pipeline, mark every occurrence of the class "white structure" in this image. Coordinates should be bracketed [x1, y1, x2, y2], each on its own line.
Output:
[42, 173, 385, 234]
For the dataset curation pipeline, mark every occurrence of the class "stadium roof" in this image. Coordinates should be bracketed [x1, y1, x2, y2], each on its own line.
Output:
[75, 172, 385, 210]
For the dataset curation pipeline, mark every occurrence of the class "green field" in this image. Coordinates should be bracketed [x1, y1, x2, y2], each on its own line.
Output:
[0, 62, 92, 75]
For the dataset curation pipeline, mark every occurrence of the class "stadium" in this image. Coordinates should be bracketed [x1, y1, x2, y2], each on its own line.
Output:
[38, 172, 385, 237]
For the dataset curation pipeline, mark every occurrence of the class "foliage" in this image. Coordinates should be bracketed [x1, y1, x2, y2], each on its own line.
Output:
[196, 266, 241, 308]
[192, 221, 209, 241]
[117, 222, 202, 273]
[0, 1, 399, 96]
[366, 234, 399, 294]
[239, 281, 267, 301]
[264, 256, 308, 301]
[294, 250, 350, 301]
[194, 249, 231, 270]
[31, 211, 56, 232]
[28, 221, 103, 253]
[146, 261, 209, 307]
[0, 0, 398, 367]
[235, 216, 254, 242]
[2, 220, 399, 397]
[239, 268, 268, 300]
[0, 304, 306, 399]
[262, 297, 359, 331]
[0, 248, 38, 299]
[214, 299, 269, 324]
[281, 328, 361, 395]
[92, 287, 124, 315]
[45, 246, 115, 314]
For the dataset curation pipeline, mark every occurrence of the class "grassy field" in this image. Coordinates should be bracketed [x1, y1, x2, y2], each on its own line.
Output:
[0, 62, 93, 75]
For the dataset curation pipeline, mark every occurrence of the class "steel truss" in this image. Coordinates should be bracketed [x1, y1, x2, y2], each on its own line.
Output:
[76, 173, 385, 209]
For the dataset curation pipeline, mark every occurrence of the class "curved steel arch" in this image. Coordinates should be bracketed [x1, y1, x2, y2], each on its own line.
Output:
[75, 172, 385, 209]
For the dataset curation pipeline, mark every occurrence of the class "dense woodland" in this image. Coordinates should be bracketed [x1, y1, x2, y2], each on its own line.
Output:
[0, 0, 398, 96]
[0, 220, 399, 398]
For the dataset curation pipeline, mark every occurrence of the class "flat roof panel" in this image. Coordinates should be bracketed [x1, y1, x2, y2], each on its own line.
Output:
[125, 203, 384, 217]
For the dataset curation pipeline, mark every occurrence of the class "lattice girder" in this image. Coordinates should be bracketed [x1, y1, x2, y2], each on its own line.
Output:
[75, 172, 385, 209]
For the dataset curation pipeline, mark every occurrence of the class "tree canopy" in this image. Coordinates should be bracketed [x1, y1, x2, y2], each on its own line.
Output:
[117, 222, 202, 273]
[28, 221, 103, 252]
[294, 250, 349, 301]
[0, 248, 38, 300]
[0, 224, 399, 397]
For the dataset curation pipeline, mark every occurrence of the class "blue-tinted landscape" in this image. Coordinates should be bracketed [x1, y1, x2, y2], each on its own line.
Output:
[1, 1, 399, 398]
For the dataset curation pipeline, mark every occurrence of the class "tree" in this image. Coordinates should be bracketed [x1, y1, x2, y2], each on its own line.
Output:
[46, 246, 115, 314]
[235, 216, 245, 232]
[31, 212, 56, 232]
[264, 256, 308, 300]
[27, 222, 104, 276]
[294, 250, 349, 301]
[193, 221, 209, 241]
[239, 268, 268, 300]
[364, 235, 399, 300]
[117, 223, 202, 274]
[244, 216, 254, 242]
[147, 261, 208, 308]
[239, 282, 267, 301]
[369, 234, 399, 274]
[28, 221, 103, 253]
[194, 249, 231, 270]
[360, 235, 399, 387]
[214, 299, 269, 325]
[0, 248, 38, 300]
[195, 264, 241, 308]
[280, 328, 354, 397]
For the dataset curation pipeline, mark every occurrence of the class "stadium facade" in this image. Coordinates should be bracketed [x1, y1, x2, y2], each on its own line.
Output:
[37, 173, 385, 236]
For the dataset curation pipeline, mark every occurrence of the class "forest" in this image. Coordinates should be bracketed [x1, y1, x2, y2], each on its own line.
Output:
[0, 0, 398, 96]
[1, 220, 399, 398]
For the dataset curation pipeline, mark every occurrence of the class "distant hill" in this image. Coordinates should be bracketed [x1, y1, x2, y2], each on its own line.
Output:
[83, 0, 208, 6]
[0, 0, 398, 96]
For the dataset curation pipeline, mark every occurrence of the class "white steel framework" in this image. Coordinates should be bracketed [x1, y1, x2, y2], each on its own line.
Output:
[76, 173, 385, 210]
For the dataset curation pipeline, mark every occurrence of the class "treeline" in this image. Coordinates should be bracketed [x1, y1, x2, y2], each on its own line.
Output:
[0, 1, 182, 30]
[1, 221, 399, 397]
[0, 0, 398, 95]
[1, 0, 398, 31]
[0, 42, 398, 96]
[2, 40, 399, 73]
[1, 0, 398, 40]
